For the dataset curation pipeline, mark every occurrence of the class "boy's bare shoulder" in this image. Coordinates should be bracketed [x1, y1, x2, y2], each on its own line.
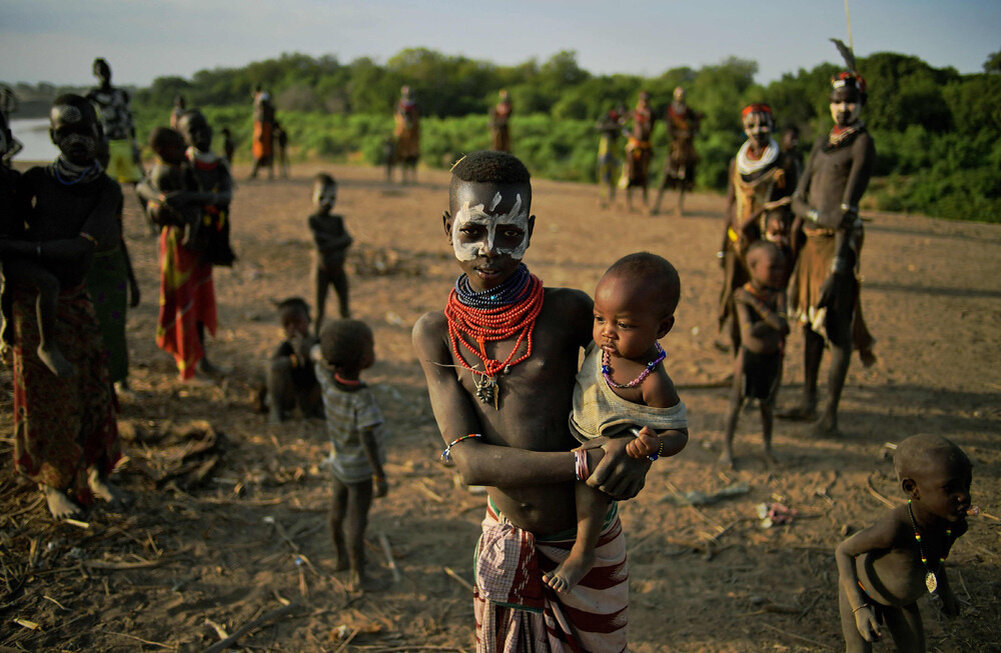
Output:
[542, 286, 592, 312]
[412, 310, 448, 350]
[838, 505, 912, 555]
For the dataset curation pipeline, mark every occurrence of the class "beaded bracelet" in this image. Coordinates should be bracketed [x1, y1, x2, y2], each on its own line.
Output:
[647, 437, 665, 462]
[441, 433, 483, 463]
[574, 449, 590, 481]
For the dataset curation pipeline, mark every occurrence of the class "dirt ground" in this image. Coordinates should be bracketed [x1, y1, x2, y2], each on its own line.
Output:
[1, 160, 999, 652]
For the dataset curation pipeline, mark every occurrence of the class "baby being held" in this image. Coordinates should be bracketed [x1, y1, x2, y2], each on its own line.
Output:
[548, 252, 689, 592]
[145, 126, 200, 245]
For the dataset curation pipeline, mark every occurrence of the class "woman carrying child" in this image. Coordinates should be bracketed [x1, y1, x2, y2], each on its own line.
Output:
[1, 95, 124, 519]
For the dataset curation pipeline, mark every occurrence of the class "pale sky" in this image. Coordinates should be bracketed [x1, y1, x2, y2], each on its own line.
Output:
[1, 0, 998, 87]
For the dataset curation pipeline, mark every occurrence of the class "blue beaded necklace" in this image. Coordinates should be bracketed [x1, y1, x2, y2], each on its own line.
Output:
[454, 263, 531, 309]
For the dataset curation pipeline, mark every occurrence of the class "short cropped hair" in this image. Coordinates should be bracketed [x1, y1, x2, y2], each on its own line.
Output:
[314, 172, 336, 189]
[148, 126, 185, 152]
[52, 94, 99, 126]
[275, 296, 310, 324]
[450, 151, 531, 184]
[320, 319, 373, 368]
[746, 239, 783, 263]
[894, 434, 971, 482]
[605, 252, 681, 317]
[449, 151, 531, 214]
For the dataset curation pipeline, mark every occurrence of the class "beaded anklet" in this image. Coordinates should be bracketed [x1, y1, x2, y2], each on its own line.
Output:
[602, 343, 666, 389]
[441, 433, 483, 463]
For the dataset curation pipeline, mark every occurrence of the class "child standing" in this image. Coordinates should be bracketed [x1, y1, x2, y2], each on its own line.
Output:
[836, 434, 972, 652]
[720, 240, 789, 469]
[547, 252, 689, 592]
[413, 151, 653, 650]
[264, 297, 321, 424]
[313, 318, 387, 591]
[308, 173, 353, 331]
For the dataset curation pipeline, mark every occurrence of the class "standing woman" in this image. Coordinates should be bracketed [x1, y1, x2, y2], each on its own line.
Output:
[783, 44, 877, 437]
[2, 95, 124, 519]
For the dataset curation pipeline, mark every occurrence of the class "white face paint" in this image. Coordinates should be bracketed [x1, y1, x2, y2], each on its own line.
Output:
[451, 192, 530, 261]
[743, 113, 772, 143]
[313, 184, 337, 208]
[830, 100, 862, 127]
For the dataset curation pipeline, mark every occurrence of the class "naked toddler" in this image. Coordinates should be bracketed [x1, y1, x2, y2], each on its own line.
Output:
[836, 434, 972, 652]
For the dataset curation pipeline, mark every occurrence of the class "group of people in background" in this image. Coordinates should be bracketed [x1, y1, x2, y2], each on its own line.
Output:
[0, 48, 976, 653]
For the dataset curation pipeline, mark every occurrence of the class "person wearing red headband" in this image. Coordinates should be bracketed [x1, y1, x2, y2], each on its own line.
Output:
[717, 103, 797, 355]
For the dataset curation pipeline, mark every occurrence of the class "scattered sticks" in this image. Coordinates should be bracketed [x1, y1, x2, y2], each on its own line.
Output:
[442, 566, 475, 593]
[378, 532, 402, 583]
[109, 631, 176, 650]
[203, 603, 300, 653]
[865, 472, 896, 509]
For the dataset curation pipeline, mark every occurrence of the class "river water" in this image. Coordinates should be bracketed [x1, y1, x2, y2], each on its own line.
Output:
[8, 117, 60, 163]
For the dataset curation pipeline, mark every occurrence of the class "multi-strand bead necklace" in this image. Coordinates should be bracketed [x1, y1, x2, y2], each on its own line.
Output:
[444, 264, 544, 408]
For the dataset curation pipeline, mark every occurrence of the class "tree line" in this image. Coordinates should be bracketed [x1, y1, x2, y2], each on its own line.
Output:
[6, 48, 1001, 221]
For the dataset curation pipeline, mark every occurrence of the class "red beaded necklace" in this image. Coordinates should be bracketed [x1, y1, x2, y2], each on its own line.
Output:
[444, 273, 544, 407]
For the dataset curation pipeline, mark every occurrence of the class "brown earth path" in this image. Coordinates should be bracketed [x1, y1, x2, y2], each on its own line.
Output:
[1, 161, 999, 652]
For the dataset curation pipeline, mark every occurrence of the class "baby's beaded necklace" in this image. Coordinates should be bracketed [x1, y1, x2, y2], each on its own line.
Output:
[601, 342, 666, 389]
[444, 264, 544, 408]
[907, 499, 952, 594]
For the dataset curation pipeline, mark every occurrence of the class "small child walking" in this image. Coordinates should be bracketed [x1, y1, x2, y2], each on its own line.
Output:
[547, 252, 689, 592]
[308, 173, 353, 332]
[313, 318, 387, 591]
[836, 434, 972, 652]
[720, 240, 789, 469]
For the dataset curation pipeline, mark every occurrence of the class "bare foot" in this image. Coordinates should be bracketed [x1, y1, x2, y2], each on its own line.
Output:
[718, 450, 735, 470]
[196, 358, 230, 378]
[777, 403, 817, 421]
[37, 343, 75, 378]
[268, 409, 285, 425]
[42, 485, 82, 520]
[543, 549, 594, 593]
[114, 380, 137, 402]
[87, 468, 130, 510]
[859, 348, 877, 368]
[807, 415, 841, 439]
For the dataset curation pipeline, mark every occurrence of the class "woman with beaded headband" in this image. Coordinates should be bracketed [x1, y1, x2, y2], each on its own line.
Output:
[717, 103, 797, 354]
[0, 95, 124, 519]
[781, 42, 877, 438]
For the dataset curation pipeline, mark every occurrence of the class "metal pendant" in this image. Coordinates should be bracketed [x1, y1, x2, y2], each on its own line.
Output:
[925, 572, 938, 594]
[475, 374, 499, 409]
